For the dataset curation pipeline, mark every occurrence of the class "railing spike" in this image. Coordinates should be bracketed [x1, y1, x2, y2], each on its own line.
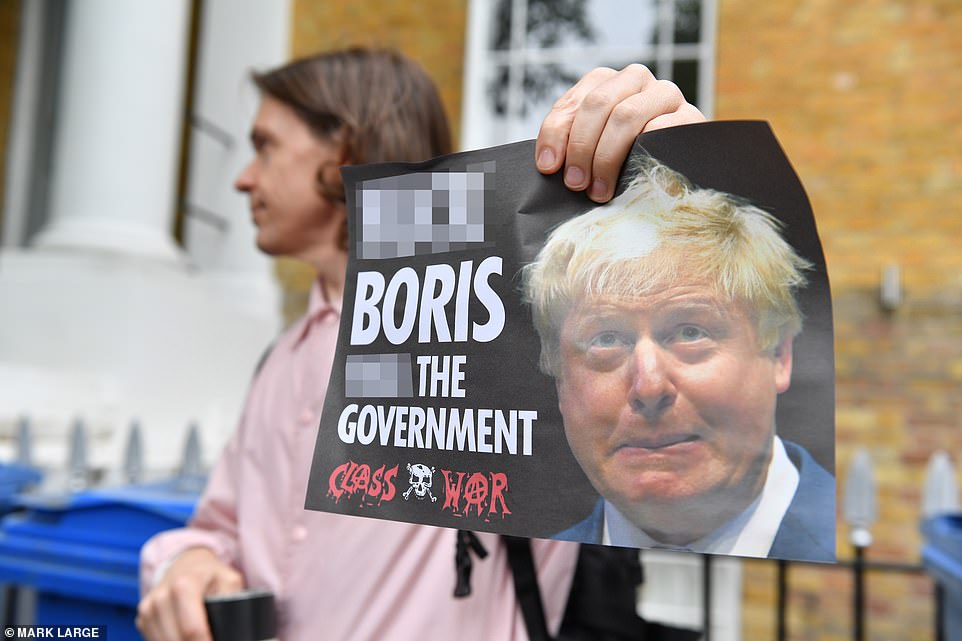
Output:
[843, 448, 876, 547]
[922, 450, 959, 519]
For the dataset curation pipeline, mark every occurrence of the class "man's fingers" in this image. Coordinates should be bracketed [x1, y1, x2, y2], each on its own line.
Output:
[641, 102, 707, 133]
[535, 67, 618, 174]
[136, 548, 242, 641]
[535, 63, 707, 203]
[137, 587, 184, 641]
[536, 65, 659, 183]
[587, 80, 703, 202]
[171, 577, 215, 641]
[136, 598, 163, 641]
[210, 566, 244, 595]
[159, 590, 190, 641]
[563, 64, 662, 193]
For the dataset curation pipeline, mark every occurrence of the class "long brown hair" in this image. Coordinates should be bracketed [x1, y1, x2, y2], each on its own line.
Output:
[252, 48, 453, 206]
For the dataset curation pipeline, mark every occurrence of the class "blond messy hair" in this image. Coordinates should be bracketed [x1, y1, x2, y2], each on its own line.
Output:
[522, 156, 812, 376]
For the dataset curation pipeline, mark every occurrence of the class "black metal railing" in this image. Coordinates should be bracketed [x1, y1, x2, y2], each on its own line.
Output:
[694, 552, 936, 641]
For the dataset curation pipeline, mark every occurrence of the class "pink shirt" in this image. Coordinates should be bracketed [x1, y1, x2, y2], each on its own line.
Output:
[141, 280, 578, 641]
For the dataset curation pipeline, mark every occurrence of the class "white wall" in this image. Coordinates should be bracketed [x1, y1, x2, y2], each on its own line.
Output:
[0, 0, 291, 477]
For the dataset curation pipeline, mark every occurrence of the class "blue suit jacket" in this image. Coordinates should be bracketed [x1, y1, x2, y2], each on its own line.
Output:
[554, 441, 836, 562]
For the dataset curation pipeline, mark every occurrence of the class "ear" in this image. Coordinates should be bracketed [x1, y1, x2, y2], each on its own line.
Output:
[316, 161, 346, 203]
[772, 335, 794, 394]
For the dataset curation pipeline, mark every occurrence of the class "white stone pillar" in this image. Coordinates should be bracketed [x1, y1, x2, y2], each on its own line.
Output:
[32, 0, 191, 263]
[183, 0, 290, 317]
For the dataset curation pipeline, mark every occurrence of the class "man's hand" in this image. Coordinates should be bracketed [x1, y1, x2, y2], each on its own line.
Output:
[136, 547, 244, 641]
[535, 64, 706, 203]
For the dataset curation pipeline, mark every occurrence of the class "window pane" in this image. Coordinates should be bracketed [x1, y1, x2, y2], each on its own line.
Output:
[484, 63, 586, 123]
[527, 0, 598, 48]
[545, 0, 659, 49]
[487, 0, 660, 52]
[489, 0, 513, 51]
[674, 0, 702, 44]
[481, 62, 511, 142]
[487, 0, 601, 51]
[490, 63, 585, 141]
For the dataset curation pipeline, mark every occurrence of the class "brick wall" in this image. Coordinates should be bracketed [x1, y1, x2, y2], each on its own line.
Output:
[277, 0, 468, 322]
[716, 1, 962, 639]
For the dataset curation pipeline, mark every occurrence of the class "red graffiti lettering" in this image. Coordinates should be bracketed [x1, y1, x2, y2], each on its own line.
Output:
[368, 465, 384, 498]
[327, 461, 399, 506]
[488, 472, 511, 516]
[442, 470, 467, 512]
[381, 465, 399, 502]
[328, 460, 355, 502]
[350, 464, 370, 494]
[463, 473, 489, 516]
[440, 469, 511, 520]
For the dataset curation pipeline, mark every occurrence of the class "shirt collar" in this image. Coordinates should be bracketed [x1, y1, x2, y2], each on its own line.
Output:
[293, 278, 341, 347]
[602, 436, 800, 557]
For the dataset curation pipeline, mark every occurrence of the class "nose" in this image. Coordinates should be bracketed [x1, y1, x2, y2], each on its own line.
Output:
[234, 160, 256, 193]
[628, 340, 677, 419]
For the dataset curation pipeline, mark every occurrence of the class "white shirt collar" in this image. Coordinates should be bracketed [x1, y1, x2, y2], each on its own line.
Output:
[602, 436, 800, 557]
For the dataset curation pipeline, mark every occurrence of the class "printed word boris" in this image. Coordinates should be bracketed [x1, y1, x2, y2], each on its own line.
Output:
[350, 257, 505, 345]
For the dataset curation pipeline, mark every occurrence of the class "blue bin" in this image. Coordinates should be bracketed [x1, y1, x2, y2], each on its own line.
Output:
[0, 463, 44, 627]
[0, 482, 198, 641]
[921, 513, 962, 640]
[0, 463, 43, 514]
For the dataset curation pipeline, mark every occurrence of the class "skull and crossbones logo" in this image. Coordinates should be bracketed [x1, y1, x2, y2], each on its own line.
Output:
[403, 463, 437, 502]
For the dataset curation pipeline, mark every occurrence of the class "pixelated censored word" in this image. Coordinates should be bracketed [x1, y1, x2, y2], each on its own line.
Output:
[356, 168, 493, 259]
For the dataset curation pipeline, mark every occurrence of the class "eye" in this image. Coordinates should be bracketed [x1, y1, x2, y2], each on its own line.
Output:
[588, 331, 629, 348]
[674, 325, 709, 342]
[251, 136, 272, 164]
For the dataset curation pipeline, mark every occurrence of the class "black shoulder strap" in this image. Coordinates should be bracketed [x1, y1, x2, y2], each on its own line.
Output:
[559, 544, 648, 640]
[504, 537, 703, 641]
[454, 530, 489, 597]
[503, 536, 552, 641]
[253, 340, 277, 377]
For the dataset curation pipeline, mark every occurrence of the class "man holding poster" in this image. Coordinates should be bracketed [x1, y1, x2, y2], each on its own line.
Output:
[523, 156, 836, 561]
[137, 47, 706, 641]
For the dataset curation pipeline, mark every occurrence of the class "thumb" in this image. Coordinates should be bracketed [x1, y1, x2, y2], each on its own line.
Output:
[208, 565, 244, 596]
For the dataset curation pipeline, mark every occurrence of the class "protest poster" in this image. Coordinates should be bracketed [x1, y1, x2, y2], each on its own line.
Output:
[305, 121, 836, 562]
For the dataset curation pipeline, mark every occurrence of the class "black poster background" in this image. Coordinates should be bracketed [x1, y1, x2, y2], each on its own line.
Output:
[305, 121, 835, 544]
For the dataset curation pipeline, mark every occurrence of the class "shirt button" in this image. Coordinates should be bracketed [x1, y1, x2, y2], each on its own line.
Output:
[292, 526, 308, 542]
[299, 409, 315, 425]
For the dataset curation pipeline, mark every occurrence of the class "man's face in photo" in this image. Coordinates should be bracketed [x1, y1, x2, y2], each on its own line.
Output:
[554, 272, 795, 519]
